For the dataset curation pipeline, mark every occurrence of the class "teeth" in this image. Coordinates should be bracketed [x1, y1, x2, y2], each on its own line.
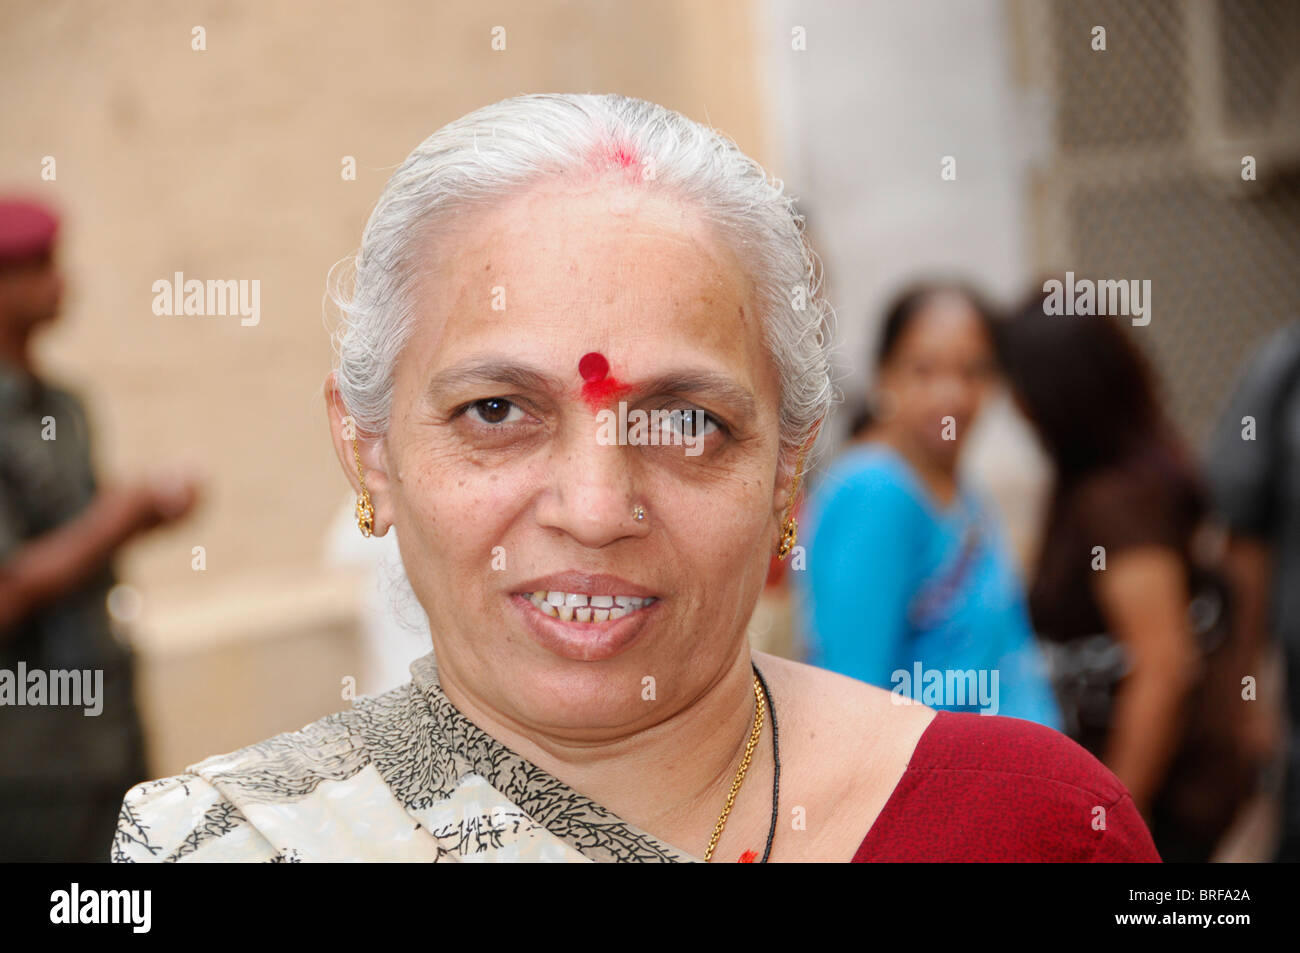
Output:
[523, 590, 655, 623]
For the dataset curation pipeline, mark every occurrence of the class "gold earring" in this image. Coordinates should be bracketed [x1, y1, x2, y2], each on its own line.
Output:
[776, 443, 809, 561]
[353, 438, 375, 538]
[777, 517, 797, 560]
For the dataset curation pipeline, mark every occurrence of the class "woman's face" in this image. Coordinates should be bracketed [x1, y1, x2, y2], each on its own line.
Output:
[338, 177, 791, 738]
[875, 293, 998, 468]
[0, 251, 63, 330]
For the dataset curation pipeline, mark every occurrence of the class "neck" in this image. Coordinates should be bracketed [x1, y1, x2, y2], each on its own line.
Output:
[0, 329, 32, 373]
[436, 644, 767, 857]
[879, 428, 959, 505]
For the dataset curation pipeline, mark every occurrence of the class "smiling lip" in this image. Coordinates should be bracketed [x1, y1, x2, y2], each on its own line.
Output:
[515, 572, 658, 600]
[511, 572, 660, 662]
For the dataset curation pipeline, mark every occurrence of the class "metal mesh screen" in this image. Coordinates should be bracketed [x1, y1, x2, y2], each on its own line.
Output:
[1054, 0, 1189, 150]
[1221, 0, 1300, 126]
[1019, 0, 1300, 446]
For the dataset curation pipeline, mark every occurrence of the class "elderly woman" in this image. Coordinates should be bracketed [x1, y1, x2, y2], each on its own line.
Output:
[112, 94, 1158, 862]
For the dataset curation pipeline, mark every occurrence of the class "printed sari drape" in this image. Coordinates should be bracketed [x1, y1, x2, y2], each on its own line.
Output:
[112, 653, 699, 863]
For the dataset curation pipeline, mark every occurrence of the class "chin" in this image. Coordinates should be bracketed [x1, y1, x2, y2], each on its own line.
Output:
[505, 663, 661, 734]
[925, 437, 965, 466]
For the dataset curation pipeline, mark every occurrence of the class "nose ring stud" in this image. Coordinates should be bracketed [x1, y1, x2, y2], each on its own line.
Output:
[632, 505, 646, 523]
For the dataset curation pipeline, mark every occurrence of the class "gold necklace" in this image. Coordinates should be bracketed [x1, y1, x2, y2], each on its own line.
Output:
[703, 673, 766, 862]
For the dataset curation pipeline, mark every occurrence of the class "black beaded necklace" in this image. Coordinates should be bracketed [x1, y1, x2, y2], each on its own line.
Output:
[752, 663, 781, 863]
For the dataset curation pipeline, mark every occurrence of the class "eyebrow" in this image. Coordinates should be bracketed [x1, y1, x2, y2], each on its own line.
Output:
[424, 359, 561, 404]
[424, 358, 758, 417]
[631, 370, 758, 419]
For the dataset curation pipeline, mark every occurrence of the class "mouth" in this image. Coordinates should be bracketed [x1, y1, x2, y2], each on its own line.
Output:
[511, 573, 661, 662]
[522, 590, 658, 623]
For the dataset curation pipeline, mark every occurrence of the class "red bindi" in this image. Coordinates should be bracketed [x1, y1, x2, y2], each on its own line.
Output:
[578, 351, 609, 382]
[577, 351, 629, 411]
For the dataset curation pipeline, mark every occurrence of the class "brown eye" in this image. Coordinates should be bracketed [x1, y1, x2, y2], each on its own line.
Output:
[469, 398, 521, 425]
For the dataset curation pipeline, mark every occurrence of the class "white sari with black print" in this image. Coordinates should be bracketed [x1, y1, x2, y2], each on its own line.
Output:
[111, 652, 698, 863]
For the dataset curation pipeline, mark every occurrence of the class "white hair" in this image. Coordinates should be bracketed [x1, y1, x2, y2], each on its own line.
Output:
[328, 92, 833, 458]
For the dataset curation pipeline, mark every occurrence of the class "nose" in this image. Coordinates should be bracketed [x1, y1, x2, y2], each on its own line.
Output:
[935, 371, 978, 418]
[534, 420, 649, 550]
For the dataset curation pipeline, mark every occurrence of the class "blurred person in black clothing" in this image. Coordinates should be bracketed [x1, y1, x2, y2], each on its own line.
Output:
[1206, 321, 1300, 862]
[0, 198, 199, 861]
[999, 290, 1261, 862]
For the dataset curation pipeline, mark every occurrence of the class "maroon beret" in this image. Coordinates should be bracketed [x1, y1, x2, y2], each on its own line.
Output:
[0, 199, 59, 262]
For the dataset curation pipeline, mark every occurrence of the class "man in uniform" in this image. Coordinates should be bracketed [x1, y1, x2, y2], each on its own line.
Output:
[0, 198, 198, 861]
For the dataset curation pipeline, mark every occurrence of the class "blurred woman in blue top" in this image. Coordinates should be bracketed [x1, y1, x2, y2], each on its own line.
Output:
[796, 284, 1061, 729]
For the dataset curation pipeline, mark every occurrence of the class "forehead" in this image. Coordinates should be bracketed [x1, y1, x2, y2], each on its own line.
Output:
[897, 295, 990, 353]
[401, 178, 772, 390]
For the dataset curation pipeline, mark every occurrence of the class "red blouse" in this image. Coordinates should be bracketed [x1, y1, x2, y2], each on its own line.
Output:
[851, 710, 1161, 862]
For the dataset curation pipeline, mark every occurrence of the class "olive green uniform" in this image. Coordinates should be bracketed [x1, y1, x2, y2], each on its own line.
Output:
[0, 360, 147, 861]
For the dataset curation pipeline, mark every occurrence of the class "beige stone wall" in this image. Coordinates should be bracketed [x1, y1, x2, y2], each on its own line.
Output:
[0, 0, 766, 775]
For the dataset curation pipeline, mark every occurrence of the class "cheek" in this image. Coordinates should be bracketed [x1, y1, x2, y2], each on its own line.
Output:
[389, 441, 531, 571]
[664, 472, 774, 574]
[894, 381, 935, 422]
[682, 486, 775, 630]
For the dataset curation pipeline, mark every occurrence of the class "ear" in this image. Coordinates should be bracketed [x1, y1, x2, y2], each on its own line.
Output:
[324, 371, 396, 537]
[772, 418, 823, 528]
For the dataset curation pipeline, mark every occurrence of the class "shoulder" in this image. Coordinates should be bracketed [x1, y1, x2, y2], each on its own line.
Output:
[905, 710, 1126, 795]
[822, 443, 916, 495]
[1069, 462, 1194, 543]
[111, 686, 410, 863]
[756, 654, 939, 851]
[809, 444, 926, 524]
[857, 711, 1161, 862]
[1237, 322, 1300, 396]
[757, 650, 934, 738]
[1071, 464, 1158, 512]
[112, 773, 281, 862]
